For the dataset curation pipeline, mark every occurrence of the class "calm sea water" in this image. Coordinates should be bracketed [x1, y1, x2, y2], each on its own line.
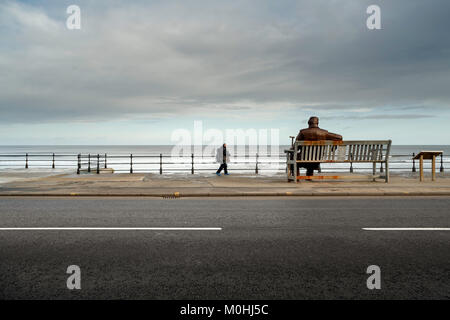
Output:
[0, 145, 448, 173]
[1, 145, 449, 155]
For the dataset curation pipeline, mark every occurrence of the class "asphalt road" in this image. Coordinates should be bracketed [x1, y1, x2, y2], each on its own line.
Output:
[0, 197, 448, 299]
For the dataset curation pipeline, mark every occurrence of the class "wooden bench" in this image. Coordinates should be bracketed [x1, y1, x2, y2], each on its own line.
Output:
[284, 140, 392, 183]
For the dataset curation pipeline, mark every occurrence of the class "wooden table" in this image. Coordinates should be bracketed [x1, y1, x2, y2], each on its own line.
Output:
[413, 151, 443, 181]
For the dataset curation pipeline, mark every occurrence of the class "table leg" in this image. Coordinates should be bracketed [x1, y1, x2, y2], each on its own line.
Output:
[432, 155, 436, 181]
[420, 155, 424, 182]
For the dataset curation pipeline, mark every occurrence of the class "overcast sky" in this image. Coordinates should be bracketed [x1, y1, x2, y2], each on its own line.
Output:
[0, 0, 449, 145]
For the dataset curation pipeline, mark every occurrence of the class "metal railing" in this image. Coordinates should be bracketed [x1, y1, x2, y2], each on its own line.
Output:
[78, 153, 268, 174]
[0, 152, 447, 174]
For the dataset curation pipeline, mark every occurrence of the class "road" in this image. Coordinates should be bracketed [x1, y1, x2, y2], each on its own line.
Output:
[0, 197, 448, 299]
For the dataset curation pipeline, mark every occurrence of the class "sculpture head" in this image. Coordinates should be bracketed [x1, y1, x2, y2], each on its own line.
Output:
[308, 116, 319, 128]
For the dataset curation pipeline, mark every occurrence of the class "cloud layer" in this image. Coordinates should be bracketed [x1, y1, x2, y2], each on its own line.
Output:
[0, 0, 449, 144]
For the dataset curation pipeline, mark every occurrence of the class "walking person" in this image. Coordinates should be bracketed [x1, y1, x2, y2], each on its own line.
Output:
[216, 143, 231, 176]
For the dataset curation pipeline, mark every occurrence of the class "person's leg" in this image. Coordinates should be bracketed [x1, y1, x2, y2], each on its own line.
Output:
[217, 164, 224, 174]
[305, 164, 314, 176]
[224, 163, 228, 174]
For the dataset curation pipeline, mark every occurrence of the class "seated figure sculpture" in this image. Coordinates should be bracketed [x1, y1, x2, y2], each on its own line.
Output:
[295, 116, 343, 176]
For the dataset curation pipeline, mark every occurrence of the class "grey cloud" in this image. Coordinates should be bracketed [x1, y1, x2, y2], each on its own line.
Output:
[321, 114, 436, 120]
[0, 0, 450, 124]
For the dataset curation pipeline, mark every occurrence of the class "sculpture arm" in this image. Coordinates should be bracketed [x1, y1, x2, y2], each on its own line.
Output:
[295, 130, 304, 141]
[325, 132, 343, 141]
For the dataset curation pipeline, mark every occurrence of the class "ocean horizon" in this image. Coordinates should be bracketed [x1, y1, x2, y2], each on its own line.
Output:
[1, 144, 449, 155]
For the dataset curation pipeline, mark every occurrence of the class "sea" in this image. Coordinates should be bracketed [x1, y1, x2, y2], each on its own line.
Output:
[0, 145, 448, 174]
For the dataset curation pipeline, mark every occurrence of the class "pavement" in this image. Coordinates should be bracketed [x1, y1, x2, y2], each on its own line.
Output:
[0, 197, 448, 299]
[1, 169, 450, 197]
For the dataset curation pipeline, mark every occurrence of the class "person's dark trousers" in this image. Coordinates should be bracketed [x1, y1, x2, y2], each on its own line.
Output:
[217, 163, 228, 174]
[297, 164, 315, 176]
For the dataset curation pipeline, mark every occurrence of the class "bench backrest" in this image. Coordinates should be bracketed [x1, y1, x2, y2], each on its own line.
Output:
[294, 140, 392, 162]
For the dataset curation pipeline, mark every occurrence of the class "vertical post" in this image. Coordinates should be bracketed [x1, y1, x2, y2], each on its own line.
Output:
[286, 152, 289, 180]
[97, 154, 100, 174]
[432, 155, 436, 181]
[289, 136, 295, 148]
[191, 153, 194, 174]
[255, 153, 259, 174]
[77, 154, 81, 174]
[440, 154, 444, 172]
[293, 145, 298, 184]
[160, 154, 162, 175]
[25, 153, 28, 169]
[380, 162, 384, 173]
[384, 140, 391, 183]
[52, 153, 55, 169]
[349, 153, 353, 173]
[385, 160, 390, 183]
[412, 153, 416, 172]
[104, 153, 107, 169]
[130, 154, 133, 174]
[419, 154, 424, 182]
[88, 154, 91, 173]
[372, 162, 376, 182]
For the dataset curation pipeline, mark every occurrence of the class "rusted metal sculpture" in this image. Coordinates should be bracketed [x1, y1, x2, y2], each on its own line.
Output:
[294, 116, 343, 176]
[296, 116, 343, 141]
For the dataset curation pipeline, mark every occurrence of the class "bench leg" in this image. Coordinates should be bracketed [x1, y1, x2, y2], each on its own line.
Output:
[372, 162, 376, 182]
[385, 161, 390, 183]
[294, 162, 298, 183]
[420, 155, 424, 182]
[432, 155, 436, 181]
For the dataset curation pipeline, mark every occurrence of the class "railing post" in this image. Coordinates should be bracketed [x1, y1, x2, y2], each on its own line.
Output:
[349, 153, 353, 173]
[440, 153, 444, 172]
[289, 136, 295, 148]
[88, 154, 91, 173]
[130, 154, 133, 174]
[255, 153, 259, 174]
[97, 154, 100, 174]
[104, 153, 107, 169]
[160, 154, 163, 174]
[77, 154, 81, 174]
[52, 153, 55, 169]
[412, 152, 416, 172]
[25, 153, 28, 169]
[191, 153, 194, 174]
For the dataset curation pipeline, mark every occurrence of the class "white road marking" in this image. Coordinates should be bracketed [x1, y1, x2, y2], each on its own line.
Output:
[363, 228, 450, 231]
[0, 227, 222, 231]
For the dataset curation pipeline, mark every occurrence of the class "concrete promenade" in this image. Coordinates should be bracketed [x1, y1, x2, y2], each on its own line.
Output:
[1, 170, 450, 197]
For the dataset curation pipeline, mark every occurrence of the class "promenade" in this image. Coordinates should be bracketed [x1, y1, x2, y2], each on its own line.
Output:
[1, 170, 450, 197]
